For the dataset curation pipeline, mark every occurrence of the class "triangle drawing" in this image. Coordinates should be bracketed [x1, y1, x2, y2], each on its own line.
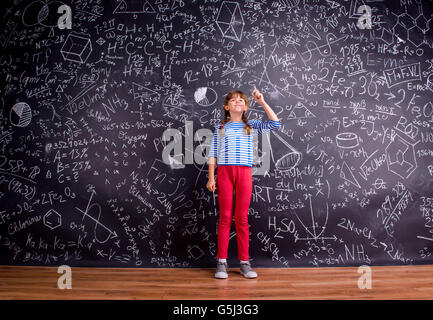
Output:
[132, 83, 159, 100]
[340, 161, 361, 188]
[302, 22, 321, 40]
[287, 102, 316, 119]
[113, 0, 156, 14]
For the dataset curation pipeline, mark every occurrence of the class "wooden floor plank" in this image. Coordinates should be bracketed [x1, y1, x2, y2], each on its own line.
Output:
[1, 265, 433, 299]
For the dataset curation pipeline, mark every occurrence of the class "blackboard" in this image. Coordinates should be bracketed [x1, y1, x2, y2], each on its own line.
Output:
[0, 0, 433, 268]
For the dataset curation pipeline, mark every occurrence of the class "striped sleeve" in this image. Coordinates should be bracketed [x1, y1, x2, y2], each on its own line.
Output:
[249, 119, 281, 135]
[207, 124, 220, 160]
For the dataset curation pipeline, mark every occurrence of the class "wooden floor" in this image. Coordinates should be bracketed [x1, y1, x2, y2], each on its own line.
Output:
[1, 265, 433, 300]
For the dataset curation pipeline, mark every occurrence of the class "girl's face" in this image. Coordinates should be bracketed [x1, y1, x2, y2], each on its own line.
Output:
[224, 94, 248, 113]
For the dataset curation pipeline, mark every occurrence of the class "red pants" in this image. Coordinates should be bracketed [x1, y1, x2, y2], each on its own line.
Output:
[216, 165, 253, 261]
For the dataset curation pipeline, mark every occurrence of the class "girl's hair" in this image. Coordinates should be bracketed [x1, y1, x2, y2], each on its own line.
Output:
[218, 90, 252, 136]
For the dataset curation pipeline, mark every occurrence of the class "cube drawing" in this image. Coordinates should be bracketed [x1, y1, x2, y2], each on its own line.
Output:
[60, 34, 92, 64]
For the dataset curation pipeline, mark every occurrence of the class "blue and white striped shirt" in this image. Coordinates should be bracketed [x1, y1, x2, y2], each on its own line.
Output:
[208, 119, 281, 167]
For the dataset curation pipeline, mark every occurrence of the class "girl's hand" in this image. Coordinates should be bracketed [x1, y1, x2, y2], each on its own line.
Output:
[206, 178, 216, 192]
[252, 85, 265, 105]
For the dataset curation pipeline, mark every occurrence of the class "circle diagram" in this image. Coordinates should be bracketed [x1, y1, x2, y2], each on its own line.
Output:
[22, 0, 66, 27]
[194, 87, 218, 107]
[10, 102, 32, 127]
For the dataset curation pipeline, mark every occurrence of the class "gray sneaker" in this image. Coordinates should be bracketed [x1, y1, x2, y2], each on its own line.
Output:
[240, 262, 257, 278]
[215, 261, 229, 279]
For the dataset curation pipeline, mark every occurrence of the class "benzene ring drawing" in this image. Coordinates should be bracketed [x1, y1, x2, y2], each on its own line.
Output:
[385, 133, 417, 179]
[43, 209, 62, 230]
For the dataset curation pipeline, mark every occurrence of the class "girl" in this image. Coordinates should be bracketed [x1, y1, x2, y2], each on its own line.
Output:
[207, 86, 281, 279]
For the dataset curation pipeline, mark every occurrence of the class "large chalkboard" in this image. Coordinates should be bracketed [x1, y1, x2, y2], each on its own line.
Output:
[0, 0, 433, 268]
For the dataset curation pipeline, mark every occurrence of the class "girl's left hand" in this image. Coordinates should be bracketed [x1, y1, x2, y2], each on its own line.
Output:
[252, 86, 265, 105]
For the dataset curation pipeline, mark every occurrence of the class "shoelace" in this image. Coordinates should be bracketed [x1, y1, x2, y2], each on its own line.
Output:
[240, 263, 253, 271]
